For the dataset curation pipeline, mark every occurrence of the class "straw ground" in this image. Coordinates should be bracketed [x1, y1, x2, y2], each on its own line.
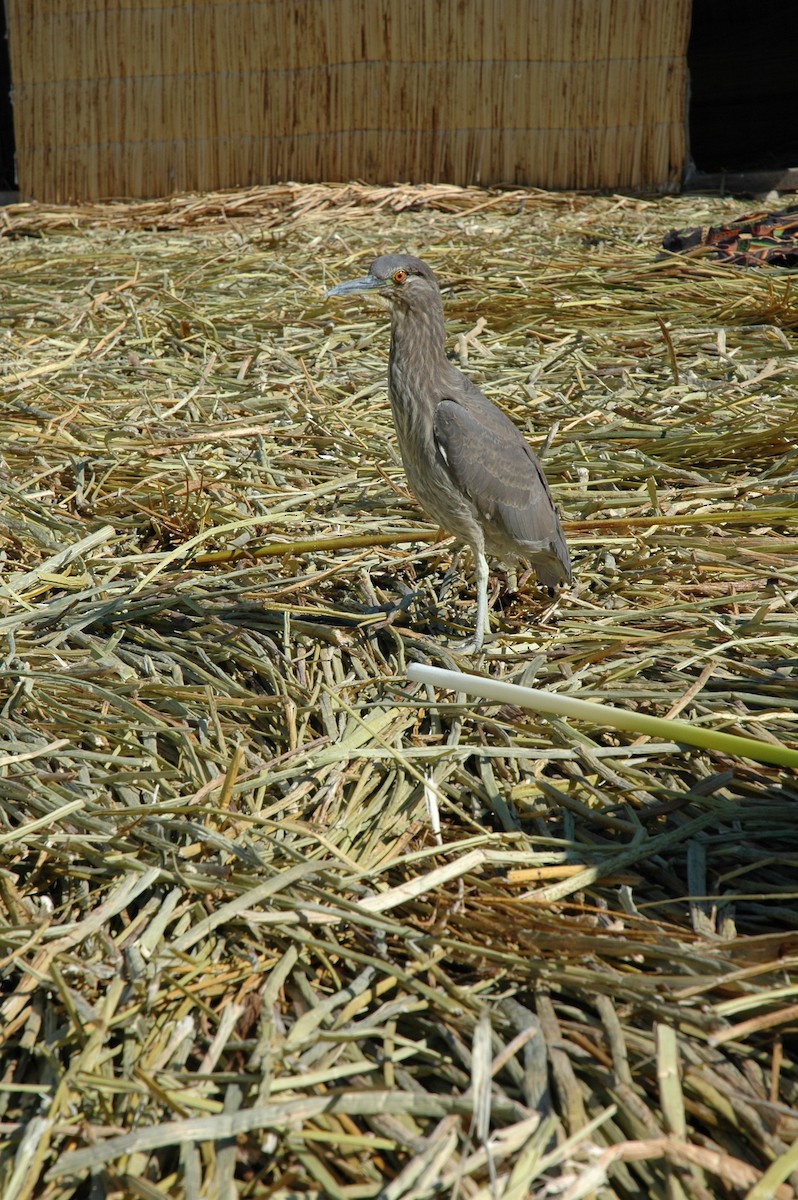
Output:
[1, 184, 797, 1199]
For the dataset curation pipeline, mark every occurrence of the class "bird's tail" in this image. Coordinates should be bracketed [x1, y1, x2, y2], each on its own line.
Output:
[532, 533, 572, 588]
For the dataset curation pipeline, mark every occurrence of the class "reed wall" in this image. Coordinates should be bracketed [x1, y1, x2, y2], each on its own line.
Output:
[6, 0, 692, 202]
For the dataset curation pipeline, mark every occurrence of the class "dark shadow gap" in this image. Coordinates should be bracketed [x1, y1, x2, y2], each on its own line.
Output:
[688, 0, 798, 174]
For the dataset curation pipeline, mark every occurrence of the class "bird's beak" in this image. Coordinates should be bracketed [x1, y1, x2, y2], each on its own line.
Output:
[326, 273, 382, 298]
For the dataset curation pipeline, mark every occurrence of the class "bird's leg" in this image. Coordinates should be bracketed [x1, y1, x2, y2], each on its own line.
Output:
[452, 549, 489, 655]
[473, 549, 490, 653]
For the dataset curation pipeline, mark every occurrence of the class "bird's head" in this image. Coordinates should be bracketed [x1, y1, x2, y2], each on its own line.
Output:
[326, 254, 440, 311]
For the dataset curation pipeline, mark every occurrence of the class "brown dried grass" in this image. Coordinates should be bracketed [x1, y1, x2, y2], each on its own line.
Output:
[0, 183, 797, 1199]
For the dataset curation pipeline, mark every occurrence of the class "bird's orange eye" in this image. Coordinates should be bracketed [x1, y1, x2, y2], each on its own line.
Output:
[392, 269, 407, 284]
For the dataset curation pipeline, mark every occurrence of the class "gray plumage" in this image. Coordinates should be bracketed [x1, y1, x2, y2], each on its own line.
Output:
[327, 253, 571, 651]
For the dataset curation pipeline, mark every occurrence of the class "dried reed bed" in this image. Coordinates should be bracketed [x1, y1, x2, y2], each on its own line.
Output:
[7, 0, 689, 202]
[1, 183, 797, 1199]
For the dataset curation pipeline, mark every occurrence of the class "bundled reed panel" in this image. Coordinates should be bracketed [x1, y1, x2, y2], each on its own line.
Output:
[6, 0, 691, 201]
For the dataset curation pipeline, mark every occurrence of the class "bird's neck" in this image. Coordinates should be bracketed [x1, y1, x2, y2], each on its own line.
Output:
[388, 301, 449, 389]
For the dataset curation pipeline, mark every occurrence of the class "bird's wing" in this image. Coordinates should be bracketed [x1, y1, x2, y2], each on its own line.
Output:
[433, 394, 571, 583]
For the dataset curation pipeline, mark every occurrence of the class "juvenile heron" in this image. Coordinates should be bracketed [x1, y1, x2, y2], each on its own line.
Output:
[326, 254, 571, 651]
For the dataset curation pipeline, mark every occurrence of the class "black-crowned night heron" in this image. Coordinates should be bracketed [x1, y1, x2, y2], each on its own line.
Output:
[326, 253, 571, 651]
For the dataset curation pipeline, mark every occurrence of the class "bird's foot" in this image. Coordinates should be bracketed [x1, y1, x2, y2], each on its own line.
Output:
[448, 634, 487, 657]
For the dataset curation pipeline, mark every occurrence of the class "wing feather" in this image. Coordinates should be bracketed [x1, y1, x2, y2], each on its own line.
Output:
[433, 394, 571, 584]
